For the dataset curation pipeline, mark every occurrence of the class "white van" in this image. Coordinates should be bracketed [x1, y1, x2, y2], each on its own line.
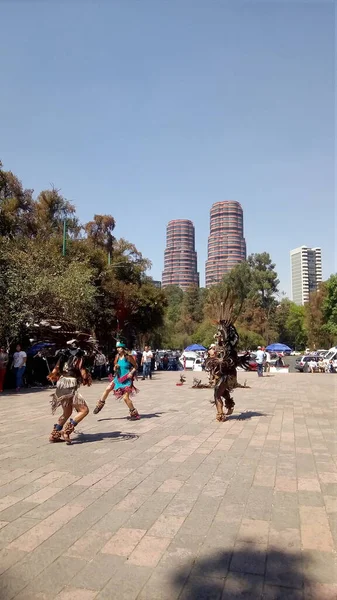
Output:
[179, 351, 197, 370]
[193, 357, 203, 372]
[323, 346, 337, 365]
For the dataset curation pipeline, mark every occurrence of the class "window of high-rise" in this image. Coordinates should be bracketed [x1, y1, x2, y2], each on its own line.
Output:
[205, 201, 246, 287]
[162, 219, 199, 291]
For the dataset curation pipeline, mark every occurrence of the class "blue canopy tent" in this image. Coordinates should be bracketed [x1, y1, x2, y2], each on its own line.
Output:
[27, 342, 56, 356]
[266, 343, 292, 352]
[184, 344, 206, 352]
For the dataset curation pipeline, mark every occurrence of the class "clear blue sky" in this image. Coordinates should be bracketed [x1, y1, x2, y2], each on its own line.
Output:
[1, 1, 335, 296]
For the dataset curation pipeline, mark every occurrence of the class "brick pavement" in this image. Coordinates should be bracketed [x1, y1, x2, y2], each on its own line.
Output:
[0, 371, 336, 599]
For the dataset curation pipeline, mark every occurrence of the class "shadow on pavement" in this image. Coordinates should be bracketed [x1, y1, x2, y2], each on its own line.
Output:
[73, 431, 139, 444]
[98, 412, 164, 422]
[228, 411, 268, 421]
[172, 545, 313, 599]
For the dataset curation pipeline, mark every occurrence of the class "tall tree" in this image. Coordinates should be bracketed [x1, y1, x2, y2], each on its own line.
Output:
[84, 214, 116, 255]
[323, 275, 337, 342]
[248, 252, 279, 309]
[0, 162, 34, 237]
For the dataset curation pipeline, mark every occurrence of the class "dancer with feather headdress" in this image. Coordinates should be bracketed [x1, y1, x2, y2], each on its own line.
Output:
[205, 294, 250, 422]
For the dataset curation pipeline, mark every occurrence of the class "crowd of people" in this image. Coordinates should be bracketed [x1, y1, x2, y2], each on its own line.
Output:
[0, 343, 159, 393]
[0, 344, 27, 392]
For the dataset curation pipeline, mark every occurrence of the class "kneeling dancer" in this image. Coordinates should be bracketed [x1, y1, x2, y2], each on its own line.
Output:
[48, 348, 92, 444]
[94, 342, 140, 420]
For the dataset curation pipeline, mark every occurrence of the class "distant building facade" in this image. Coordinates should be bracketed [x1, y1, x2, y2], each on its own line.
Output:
[205, 201, 246, 287]
[162, 219, 199, 291]
[290, 246, 322, 305]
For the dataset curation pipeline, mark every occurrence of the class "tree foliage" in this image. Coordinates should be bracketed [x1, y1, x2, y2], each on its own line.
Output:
[160, 255, 335, 352]
[0, 161, 166, 349]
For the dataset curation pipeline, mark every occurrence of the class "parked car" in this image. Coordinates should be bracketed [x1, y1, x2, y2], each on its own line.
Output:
[179, 351, 197, 370]
[238, 353, 258, 372]
[295, 355, 319, 372]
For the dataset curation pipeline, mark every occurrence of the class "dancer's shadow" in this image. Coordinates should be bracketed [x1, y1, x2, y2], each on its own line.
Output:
[228, 411, 268, 421]
[98, 412, 164, 422]
[73, 431, 139, 444]
[172, 545, 311, 598]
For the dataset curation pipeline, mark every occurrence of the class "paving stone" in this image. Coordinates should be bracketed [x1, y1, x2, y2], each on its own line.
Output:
[304, 582, 337, 600]
[0, 517, 37, 549]
[238, 519, 269, 545]
[71, 553, 125, 591]
[0, 374, 334, 598]
[302, 550, 337, 585]
[16, 556, 87, 597]
[300, 506, 334, 552]
[222, 572, 264, 598]
[137, 565, 183, 600]
[265, 549, 303, 589]
[297, 490, 325, 507]
[262, 584, 304, 599]
[55, 589, 98, 600]
[128, 535, 171, 567]
[230, 542, 267, 576]
[95, 563, 152, 599]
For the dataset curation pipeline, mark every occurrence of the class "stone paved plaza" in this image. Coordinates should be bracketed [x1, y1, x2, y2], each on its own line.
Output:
[0, 371, 336, 599]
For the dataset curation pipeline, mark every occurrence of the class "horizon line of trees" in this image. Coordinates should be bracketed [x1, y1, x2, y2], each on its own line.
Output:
[160, 259, 337, 352]
[0, 160, 167, 350]
[1, 159, 336, 352]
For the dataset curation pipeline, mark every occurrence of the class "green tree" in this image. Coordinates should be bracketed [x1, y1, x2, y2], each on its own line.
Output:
[323, 275, 337, 342]
[248, 252, 279, 309]
[0, 162, 34, 238]
[285, 303, 308, 349]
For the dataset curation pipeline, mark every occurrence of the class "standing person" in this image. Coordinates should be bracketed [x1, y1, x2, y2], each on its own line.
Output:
[93, 342, 140, 419]
[264, 348, 271, 374]
[255, 346, 265, 377]
[94, 350, 106, 380]
[141, 345, 153, 380]
[0, 346, 8, 392]
[48, 348, 92, 444]
[12, 345, 27, 391]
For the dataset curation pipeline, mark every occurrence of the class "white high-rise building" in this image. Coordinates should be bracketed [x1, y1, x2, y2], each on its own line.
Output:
[290, 246, 322, 305]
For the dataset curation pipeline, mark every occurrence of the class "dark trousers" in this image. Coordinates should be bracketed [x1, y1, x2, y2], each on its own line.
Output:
[0, 368, 6, 391]
[257, 364, 263, 377]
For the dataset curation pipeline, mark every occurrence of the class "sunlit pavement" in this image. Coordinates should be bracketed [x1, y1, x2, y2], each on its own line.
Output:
[0, 371, 336, 599]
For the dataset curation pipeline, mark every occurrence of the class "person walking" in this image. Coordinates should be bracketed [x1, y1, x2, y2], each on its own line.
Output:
[12, 345, 27, 391]
[141, 345, 153, 380]
[0, 347, 8, 392]
[256, 346, 266, 377]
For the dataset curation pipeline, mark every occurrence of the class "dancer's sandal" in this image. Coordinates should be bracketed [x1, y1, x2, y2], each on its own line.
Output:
[62, 419, 77, 445]
[49, 424, 63, 443]
[93, 399, 105, 415]
[216, 413, 226, 422]
[128, 408, 140, 420]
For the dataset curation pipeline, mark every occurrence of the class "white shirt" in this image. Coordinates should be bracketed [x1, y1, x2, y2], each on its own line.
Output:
[142, 350, 153, 364]
[13, 351, 27, 368]
[265, 352, 271, 362]
[255, 350, 265, 364]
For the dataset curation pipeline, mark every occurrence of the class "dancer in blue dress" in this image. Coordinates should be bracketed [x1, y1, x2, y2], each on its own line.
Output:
[94, 342, 140, 419]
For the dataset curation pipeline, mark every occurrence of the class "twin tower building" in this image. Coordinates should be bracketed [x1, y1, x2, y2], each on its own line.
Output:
[162, 200, 246, 290]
